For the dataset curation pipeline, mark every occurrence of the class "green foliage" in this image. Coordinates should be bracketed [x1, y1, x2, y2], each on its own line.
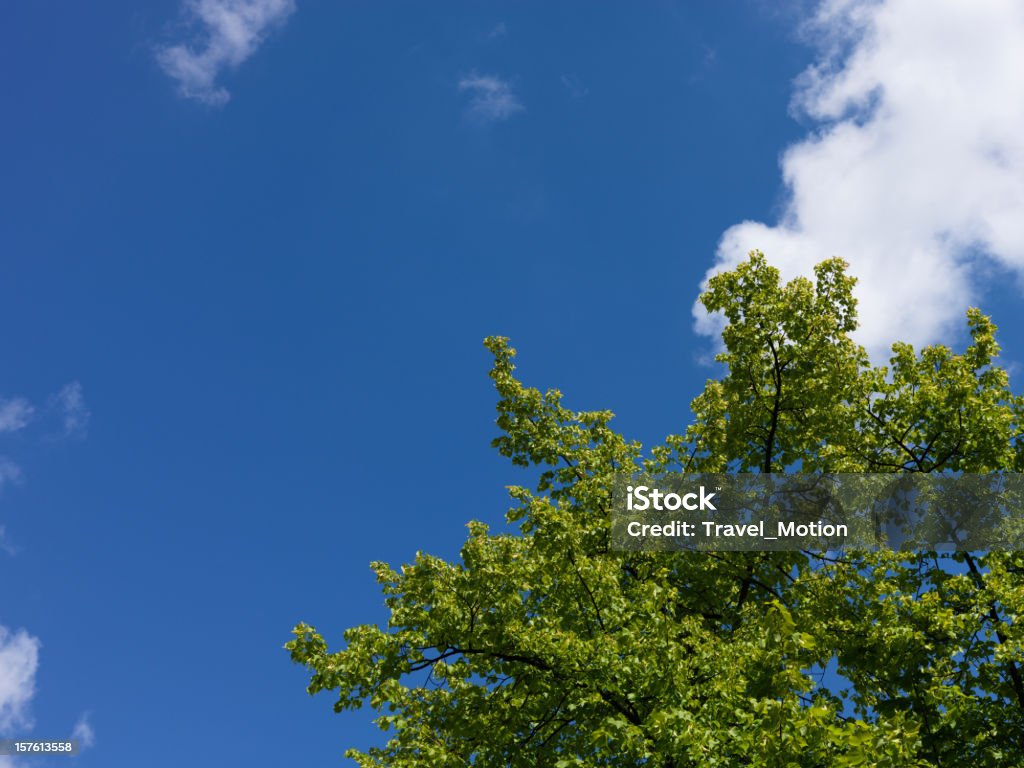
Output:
[288, 251, 1024, 766]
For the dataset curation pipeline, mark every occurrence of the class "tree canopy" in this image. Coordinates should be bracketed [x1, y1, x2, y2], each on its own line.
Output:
[287, 251, 1024, 767]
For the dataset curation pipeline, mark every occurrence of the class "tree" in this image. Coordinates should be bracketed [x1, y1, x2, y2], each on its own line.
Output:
[287, 251, 1024, 767]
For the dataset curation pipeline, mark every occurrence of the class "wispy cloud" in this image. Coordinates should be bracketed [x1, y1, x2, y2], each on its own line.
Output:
[0, 383, 89, 559]
[0, 627, 40, 734]
[0, 526, 15, 557]
[156, 0, 297, 106]
[72, 713, 95, 751]
[697, 0, 1024, 359]
[0, 395, 28, 559]
[0, 460, 22, 493]
[560, 73, 589, 100]
[53, 382, 89, 439]
[0, 399, 32, 434]
[459, 73, 524, 122]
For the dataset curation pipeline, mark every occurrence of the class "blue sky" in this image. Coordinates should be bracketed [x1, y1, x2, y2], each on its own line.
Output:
[3, 1, 1024, 765]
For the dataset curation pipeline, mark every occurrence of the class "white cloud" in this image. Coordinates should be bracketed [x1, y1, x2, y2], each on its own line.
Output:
[71, 713, 95, 750]
[459, 74, 524, 122]
[0, 399, 32, 434]
[156, 0, 297, 106]
[697, 0, 1024, 359]
[53, 382, 89, 439]
[0, 627, 40, 734]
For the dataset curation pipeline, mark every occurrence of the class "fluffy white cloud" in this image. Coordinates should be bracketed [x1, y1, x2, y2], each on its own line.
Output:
[0, 399, 32, 434]
[157, 0, 296, 106]
[459, 74, 524, 122]
[0, 627, 40, 734]
[697, 0, 1024, 359]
